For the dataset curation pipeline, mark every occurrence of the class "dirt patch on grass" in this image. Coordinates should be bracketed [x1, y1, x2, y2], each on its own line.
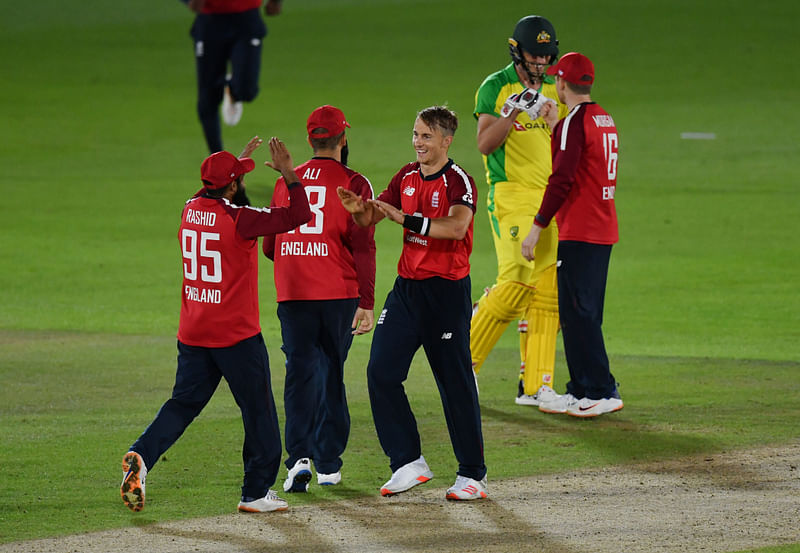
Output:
[4, 442, 799, 553]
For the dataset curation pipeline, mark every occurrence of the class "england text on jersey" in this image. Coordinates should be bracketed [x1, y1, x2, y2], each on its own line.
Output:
[185, 285, 222, 304]
[280, 240, 329, 257]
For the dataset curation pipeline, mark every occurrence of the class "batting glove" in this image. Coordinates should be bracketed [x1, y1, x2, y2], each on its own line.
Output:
[500, 93, 521, 118]
[516, 88, 555, 120]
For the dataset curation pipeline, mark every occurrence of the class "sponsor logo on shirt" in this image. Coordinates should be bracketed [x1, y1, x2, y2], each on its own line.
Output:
[405, 234, 428, 247]
[432, 191, 440, 208]
[512, 121, 550, 131]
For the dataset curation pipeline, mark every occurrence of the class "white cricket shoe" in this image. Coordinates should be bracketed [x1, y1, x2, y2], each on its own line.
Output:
[283, 458, 312, 493]
[222, 85, 243, 126]
[515, 384, 558, 407]
[380, 456, 433, 496]
[121, 451, 147, 512]
[538, 392, 578, 414]
[317, 471, 342, 486]
[515, 393, 539, 406]
[567, 397, 624, 418]
[446, 474, 488, 501]
[237, 490, 288, 512]
[514, 378, 536, 405]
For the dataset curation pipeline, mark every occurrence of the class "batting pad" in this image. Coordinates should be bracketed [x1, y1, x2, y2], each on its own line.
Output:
[470, 280, 534, 374]
[519, 264, 559, 395]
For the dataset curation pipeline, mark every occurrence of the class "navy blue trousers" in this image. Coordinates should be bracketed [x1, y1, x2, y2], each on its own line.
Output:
[277, 298, 358, 475]
[367, 276, 486, 481]
[130, 333, 282, 499]
[557, 241, 619, 400]
[190, 9, 267, 152]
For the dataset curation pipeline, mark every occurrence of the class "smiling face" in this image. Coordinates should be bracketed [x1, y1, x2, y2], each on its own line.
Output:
[412, 117, 452, 170]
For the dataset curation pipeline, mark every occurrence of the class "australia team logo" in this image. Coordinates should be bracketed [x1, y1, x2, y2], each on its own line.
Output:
[510, 225, 519, 240]
[537, 30, 551, 44]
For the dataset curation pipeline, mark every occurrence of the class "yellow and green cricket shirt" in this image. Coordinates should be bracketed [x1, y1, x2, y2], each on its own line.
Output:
[474, 63, 568, 239]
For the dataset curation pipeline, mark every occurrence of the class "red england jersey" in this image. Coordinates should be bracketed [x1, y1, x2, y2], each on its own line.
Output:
[200, 0, 262, 14]
[378, 160, 476, 280]
[178, 188, 311, 348]
[263, 158, 376, 308]
[537, 102, 619, 245]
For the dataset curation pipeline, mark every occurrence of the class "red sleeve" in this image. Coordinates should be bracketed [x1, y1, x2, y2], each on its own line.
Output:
[261, 178, 283, 260]
[236, 183, 311, 239]
[348, 174, 376, 309]
[536, 107, 586, 226]
[445, 164, 477, 212]
[377, 164, 412, 208]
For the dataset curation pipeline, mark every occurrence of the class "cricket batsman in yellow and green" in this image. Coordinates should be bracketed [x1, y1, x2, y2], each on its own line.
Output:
[470, 15, 568, 407]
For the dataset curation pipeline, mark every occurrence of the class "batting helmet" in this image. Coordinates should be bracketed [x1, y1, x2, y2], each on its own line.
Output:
[508, 15, 559, 66]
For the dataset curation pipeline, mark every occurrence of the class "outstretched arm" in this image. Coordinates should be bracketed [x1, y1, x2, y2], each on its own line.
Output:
[371, 201, 473, 241]
[337, 186, 384, 226]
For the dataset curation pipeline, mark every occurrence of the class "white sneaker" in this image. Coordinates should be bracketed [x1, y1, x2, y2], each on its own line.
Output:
[515, 393, 539, 406]
[380, 456, 433, 496]
[446, 474, 488, 500]
[535, 385, 560, 404]
[568, 397, 624, 418]
[515, 384, 558, 406]
[222, 84, 243, 126]
[121, 451, 147, 512]
[237, 490, 288, 512]
[538, 392, 578, 414]
[283, 458, 312, 493]
[317, 471, 341, 486]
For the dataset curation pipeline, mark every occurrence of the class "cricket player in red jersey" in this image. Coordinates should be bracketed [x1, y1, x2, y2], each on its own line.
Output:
[263, 105, 376, 492]
[338, 106, 488, 501]
[182, 0, 283, 152]
[120, 137, 311, 514]
[521, 52, 623, 418]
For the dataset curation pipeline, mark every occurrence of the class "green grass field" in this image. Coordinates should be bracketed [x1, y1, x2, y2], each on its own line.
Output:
[1, 0, 799, 549]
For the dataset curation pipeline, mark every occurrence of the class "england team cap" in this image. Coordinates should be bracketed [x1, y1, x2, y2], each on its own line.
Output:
[307, 105, 351, 138]
[546, 51, 595, 85]
[200, 151, 255, 189]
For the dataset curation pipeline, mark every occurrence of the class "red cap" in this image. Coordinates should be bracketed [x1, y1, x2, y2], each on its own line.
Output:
[307, 105, 350, 138]
[546, 52, 595, 85]
[200, 151, 255, 189]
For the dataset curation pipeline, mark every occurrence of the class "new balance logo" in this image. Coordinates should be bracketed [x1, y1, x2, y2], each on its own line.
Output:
[441, 332, 452, 340]
[403, 186, 415, 197]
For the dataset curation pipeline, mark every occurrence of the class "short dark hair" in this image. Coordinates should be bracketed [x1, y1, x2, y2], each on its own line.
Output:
[565, 81, 592, 95]
[309, 128, 345, 151]
[416, 106, 458, 137]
